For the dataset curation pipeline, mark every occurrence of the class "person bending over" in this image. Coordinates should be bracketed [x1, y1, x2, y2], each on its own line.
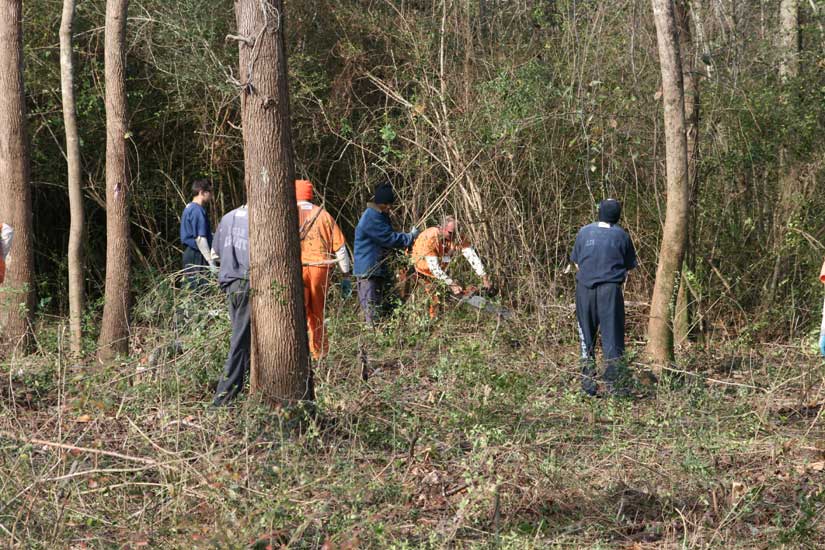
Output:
[410, 216, 490, 318]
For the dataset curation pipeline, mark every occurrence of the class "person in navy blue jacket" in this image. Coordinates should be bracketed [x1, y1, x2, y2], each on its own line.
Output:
[353, 183, 420, 324]
[570, 199, 637, 396]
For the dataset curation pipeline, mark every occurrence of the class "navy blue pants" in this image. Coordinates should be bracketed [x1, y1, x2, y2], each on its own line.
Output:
[575, 282, 626, 395]
[182, 246, 208, 290]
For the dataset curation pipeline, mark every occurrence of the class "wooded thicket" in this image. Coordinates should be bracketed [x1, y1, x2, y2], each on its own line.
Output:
[9, 0, 825, 348]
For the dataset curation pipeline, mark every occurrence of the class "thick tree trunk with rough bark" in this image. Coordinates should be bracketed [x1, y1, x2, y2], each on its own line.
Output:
[0, 0, 35, 358]
[234, 0, 313, 404]
[61, 0, 85, 356]
[97, 0, 131, 361]
[646, 0, 690, 368]
[674, 0, 699, 347]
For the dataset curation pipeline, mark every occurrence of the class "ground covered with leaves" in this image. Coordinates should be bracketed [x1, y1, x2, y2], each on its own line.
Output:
[2, 282, 825, 548]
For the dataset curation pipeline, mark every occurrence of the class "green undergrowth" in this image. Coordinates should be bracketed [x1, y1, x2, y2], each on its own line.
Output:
[1, 283, 825, 548]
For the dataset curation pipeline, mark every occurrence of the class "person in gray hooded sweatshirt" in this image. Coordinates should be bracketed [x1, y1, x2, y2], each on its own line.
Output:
[210, 204, 250, 406]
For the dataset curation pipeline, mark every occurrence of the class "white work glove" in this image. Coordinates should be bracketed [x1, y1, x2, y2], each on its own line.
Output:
[409, 227, 421, 240]
[208, 263, 219, 276]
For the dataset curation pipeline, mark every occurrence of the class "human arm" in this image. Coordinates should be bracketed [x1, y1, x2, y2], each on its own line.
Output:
[335, 245, 351, 274]
[0, 224, 13, 260]
[426, 256, 462, 294]
[196, 236, 215, 267]
[625, 233, 638, 270]
[368, 214, 414, 249]
[210, 221, 224, 264]
[461, 247, 487, 279]
[820, 296, 825, 357]
[570, 230, 582, 266]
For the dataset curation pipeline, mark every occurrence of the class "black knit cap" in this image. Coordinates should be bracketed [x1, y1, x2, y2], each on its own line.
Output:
[374, 183, 396, 205]
[598, 199, 622, 224]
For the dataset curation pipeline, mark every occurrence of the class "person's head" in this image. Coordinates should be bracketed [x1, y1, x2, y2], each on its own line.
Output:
[440, 215, 457, 242]
[373, 183, 396, 212]
[295, 179, 313, 202]
[598, 199, 621, 224]
[191, 179, 213, 204]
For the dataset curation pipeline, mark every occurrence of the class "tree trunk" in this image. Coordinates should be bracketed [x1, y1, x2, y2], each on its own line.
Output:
[97, 0, 131, 361]
[779, 0, 799, 82]
[767, 0, 799, 303]
[61, 0, 85, 357]
[646, 0, 690, 368]
[234, 0, 313, 404]
[0, 0, 35, 358]
[674, 0, 699, 347]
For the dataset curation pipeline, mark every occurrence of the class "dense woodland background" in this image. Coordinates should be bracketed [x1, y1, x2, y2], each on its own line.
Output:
[3, 1, 825, 547]
[18, 0, 825, 345]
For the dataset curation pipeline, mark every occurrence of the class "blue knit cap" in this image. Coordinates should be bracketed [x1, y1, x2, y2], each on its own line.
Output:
[598, 199, 621, 224]
[374, 183, 396, 205]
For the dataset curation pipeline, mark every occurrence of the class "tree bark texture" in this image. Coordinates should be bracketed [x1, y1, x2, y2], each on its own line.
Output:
[779, 0, 799, 82]
[234, 0, 313, 404]
[61, 0, 85, 356]
[0, 0, 35, 357]
[674, 0, 699, 347]
[768, 0, 800, 302]
[646, 0, 690, 367]
[97, 0, 131, 361]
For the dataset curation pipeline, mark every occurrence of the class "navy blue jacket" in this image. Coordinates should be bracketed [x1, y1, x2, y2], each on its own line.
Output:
[353, 206, 414, 278]
[571, 222, 637, 288]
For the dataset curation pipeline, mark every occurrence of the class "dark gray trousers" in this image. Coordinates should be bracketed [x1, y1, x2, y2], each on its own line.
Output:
[213, 279, 250, 406]
[357, 277, 388, 325]
[576, 282, 626, 395]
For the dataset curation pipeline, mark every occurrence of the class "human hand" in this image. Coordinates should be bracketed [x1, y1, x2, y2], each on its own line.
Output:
[449, 284, 463, 296]
[208, 263, 219, 277]
[409, 227, 421, 240]
[341, 277, 353, 300]
[481, 276, 492, 290]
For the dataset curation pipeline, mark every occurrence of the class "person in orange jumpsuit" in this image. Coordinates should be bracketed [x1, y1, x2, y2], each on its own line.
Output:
[0, 223, 13, 285]
[296, 180, 351, 359]
[409, 216, 490, 318]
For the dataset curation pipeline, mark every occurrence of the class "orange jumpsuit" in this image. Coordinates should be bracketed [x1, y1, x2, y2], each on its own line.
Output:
[298, 202, 346, 359]
[410, 227, 466, 318]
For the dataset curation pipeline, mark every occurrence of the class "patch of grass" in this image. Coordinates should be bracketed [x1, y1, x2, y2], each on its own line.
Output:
[1, 282, 825, 547]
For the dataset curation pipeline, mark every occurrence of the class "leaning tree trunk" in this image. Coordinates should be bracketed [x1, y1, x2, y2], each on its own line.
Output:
[234, 0, 313, 404]
[97, 0, 131, 361]
[0, 0, 35, 358]
[61, 0, 85, 356]
[646, 0, 690, 368]
[674, 0, 699, 347]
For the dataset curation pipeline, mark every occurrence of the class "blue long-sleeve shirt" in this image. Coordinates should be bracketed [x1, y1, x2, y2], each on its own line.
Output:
[353, 205, 414, 278]
[180, 202, 212, 251]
